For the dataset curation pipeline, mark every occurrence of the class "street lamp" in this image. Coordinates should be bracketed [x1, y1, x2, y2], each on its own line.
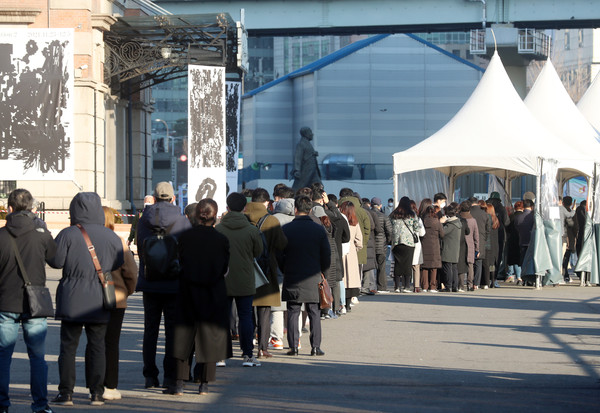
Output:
[154, 118, 171, 154]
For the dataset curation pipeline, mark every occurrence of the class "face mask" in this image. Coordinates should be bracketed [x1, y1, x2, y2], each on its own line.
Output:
[440, 201, 447, 208]
[388, 202, 394, 208]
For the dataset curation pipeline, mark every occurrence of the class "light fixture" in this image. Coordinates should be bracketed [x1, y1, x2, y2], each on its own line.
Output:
[160, 46, 172, 59]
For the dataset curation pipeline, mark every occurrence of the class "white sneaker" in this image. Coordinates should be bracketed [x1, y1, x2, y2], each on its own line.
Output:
[394, 288, 400, 293]
[402, 289, 413, 293]
[483, 285, 489, 290]
[242, 356, 261, 367]
[351, 296, 359, 305]
[216, 360, 226, 367]
[340, 306, 347, 315]
[103, 388, 121, 400]
[457, 288, 465, 292]
[377, 290, 390, 294]
[429, 289, 438, 293]
[268, 338, 283, 350]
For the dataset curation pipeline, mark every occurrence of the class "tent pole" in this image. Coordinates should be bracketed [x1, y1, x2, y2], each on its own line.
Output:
[535, 158, 543, 290]
[448, 167, 454, 201]
[393, 172, 399, 207]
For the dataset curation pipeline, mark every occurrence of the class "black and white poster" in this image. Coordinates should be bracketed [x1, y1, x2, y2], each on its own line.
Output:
[226, 81, 241, 195]
[0, 29, 74, 180]
[188, 65, 226, 212]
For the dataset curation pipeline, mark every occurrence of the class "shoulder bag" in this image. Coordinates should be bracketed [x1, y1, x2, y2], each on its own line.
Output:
[8, 234, 54, 318]
[77, 224, 117, 310]
[318, 273, 333, 310]
[402, 218, 419, 243]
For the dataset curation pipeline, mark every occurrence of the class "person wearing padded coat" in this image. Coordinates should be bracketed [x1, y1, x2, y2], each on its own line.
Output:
[215, 193, 263, 368]
[0, 189, 56, 413]
[361, 198, 380, 295]
[470, 197, 490, 289]
[48, 192, 124, 407]
[280, 195, 331, 356]
[441, 204, 462, 292]
[371, 197, 393, 293]
[135, 182, 191, 391]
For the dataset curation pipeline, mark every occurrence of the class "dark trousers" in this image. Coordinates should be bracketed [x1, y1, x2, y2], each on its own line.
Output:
[104, 308, 125, 389]
[58, 321, 107, 396]
[480, 255, 490, 287]
[176, 358, 216, 383]
[562, 249, 572, 278]
[375, 253, 387, 291]
[443, 262, 458, 291]
[142, 292, 178, 384]
[287, 302, 321, 350]
[228, 295, 254, 357]
[256, 306, 271, 351]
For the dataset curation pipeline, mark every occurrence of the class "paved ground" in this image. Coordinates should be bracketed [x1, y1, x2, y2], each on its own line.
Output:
[5, 267, 600, 412]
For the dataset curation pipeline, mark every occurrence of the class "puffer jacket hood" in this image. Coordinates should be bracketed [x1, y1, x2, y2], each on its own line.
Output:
[6, 210, 36, 237]
[69, 192, 105, 226]
[219, 210, 251, 230]
[445, 216, 462, 229]
[273, 198, 295, 216]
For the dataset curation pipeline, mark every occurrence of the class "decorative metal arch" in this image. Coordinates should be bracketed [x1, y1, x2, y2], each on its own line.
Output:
[104, 13, 240, 94]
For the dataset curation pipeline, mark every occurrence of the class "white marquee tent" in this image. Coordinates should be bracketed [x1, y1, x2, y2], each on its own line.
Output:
[392, 51, 587, 202]
[524, 59, 600, 182]
[577, 72, 600, 134]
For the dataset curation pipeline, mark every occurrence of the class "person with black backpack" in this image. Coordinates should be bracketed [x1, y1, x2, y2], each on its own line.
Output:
[244, 188, 287, 359]
[135, 182, 191, 394]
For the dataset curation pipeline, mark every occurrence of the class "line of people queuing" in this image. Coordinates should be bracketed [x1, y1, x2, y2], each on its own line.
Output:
[1, 183, 590, 412]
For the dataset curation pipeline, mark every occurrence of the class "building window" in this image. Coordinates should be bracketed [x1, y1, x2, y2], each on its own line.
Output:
[564, 30, 570, 50]
[578, 29, 584, 47]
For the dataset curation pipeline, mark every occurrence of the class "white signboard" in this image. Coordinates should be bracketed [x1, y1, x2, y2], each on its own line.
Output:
[0, 29, 74, 180]
[188, 65, 227, 214]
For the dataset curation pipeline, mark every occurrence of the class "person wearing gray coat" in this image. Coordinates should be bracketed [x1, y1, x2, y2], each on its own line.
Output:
[441, 204, 462, 292]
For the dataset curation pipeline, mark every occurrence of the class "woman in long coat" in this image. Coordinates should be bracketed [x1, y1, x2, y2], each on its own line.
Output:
[420, 203, 444, 292]
[171, 199, 232, 395]
[339, 201, 363, 311]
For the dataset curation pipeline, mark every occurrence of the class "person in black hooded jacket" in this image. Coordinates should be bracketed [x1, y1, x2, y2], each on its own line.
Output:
[48, 192, 124, 407]
[0, 189, 56, 413]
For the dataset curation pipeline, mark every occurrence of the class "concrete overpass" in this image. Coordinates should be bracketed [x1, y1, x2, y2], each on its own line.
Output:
[156, 0, 600, 36]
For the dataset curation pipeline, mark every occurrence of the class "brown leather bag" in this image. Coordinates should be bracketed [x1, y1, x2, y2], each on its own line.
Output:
[318, 274, 333, 310]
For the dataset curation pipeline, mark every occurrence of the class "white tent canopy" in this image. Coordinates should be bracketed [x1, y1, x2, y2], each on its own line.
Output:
[392, 52, 586, 185]
[524, 59, 600, 179]
[577, 71, 600, 134]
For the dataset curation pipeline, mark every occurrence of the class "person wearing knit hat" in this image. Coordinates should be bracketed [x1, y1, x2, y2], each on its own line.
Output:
[226, 192, 247, 212]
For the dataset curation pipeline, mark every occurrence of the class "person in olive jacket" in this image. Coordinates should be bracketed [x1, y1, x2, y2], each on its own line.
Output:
[216, 192, 263, 367]
[245, 188, 287, 359]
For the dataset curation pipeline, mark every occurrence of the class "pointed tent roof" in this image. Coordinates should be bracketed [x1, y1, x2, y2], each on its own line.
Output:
[393, 51, 586, 179]
[577, 71, 600, 134]
[524, 59, 599, 177]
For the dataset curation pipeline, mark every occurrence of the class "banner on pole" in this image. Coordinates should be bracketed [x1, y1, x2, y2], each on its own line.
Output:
[188, 65, 226, 213]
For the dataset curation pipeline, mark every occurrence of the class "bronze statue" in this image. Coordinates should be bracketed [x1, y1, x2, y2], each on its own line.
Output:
[291, 127, 321, 190]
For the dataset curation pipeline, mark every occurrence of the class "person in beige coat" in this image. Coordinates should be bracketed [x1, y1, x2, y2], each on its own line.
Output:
[102, 207, 137, 400]
[340, 201, 363, 312]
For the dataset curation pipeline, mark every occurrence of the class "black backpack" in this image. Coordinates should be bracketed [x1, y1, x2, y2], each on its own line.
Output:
[142, 214, 180, 282]
[255, 214, 270, 277]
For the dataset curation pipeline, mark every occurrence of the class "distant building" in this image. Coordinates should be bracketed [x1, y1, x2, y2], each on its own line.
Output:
[241, 34, 484, 185]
